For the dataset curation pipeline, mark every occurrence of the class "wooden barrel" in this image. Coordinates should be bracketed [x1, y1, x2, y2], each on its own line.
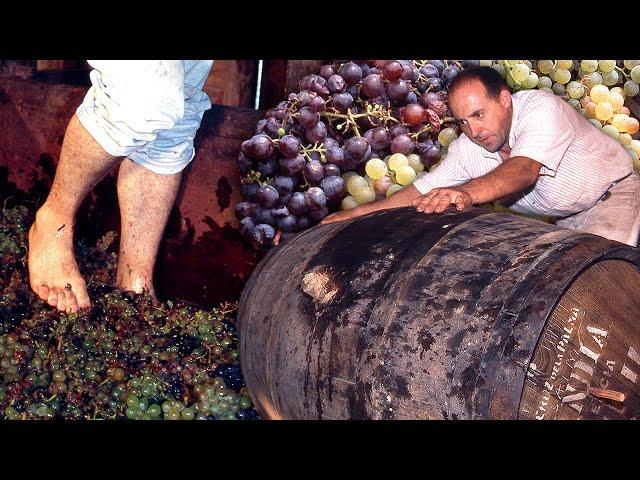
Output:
[238, 207, 640, 419]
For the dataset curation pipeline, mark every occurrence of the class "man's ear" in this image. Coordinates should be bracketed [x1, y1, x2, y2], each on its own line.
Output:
[499, 89, 512, 109]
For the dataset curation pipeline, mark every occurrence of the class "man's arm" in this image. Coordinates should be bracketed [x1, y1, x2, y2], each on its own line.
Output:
[413, 156, 542, 214]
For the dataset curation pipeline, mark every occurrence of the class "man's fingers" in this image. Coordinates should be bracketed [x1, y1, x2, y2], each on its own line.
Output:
[455, 195, 467, 211]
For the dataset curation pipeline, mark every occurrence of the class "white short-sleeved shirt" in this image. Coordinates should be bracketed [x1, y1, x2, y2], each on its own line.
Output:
[413, 90, 634, 218]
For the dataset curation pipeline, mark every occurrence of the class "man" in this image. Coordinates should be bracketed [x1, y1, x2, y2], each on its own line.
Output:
[322, 66, 640, 247]
[28, 60, 214, 313]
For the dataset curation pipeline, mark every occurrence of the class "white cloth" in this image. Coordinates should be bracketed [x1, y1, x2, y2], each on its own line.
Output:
[555, 173, 640, 247]
[76, 60, 213, 174]
[413, 89, 639, 245]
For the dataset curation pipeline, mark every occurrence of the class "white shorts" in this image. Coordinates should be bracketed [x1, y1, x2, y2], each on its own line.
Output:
[556, 172, 640, 247]
[76, 60, 213, 174]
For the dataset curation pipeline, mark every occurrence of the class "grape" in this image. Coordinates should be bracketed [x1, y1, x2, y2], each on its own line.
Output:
[280, 154, 305, 176]
[427, 60, 445, 72]
[237, 152, 252, 175]
[276, 215, 298, 233]
[440, 66, 458, 87]
[304, 187, 327, 210]
[632, 66, 640, 83]
[308, 206, 329, 222]
[511, 63, 530, 82]
[251, 224, 276, 245]
[390, 134, 415, 155]
[611, 114, 630, 132]
[331, 92, 354, 112]
[590, 85, 609, 103]
[346, 176, 369, 196]
[567, 99, 580, 109]
[602, 70, 619, 86]
[386, 184, 404, 197]
[395, 165, 417, 185]
[234, 202, 255, 220]
[320, 176, 346, 204]
[240, 182, 260, 202]
[256, 185, 279, 208]
[327, 74, 346, 93]
[522, 72, 539, 89]
[388, 153, 409, 171]
[297, 216, 312, 230]
[552, 68, 571, 85]
[620, 133, 633, 145]
[344, 137, 370, 163]
[588, 118, 603, 129]
[437, 127, 458, 147]
[479, 60, 493, 67]
[341, 196, 358, 210]
[601, 124, 619, 140]
[297, 107, 320, 129]
[580, 60, 598, 73]
[584, 72, 603, 89]
[256, 158, 277, 178]
[338, 62, 363, 85]
[325, 146, 345, 166]
[386, 80, 411, 102]
[241, 134, 274, 160]
[365, 158, 388, 180]
[624, 60, 640, 70]
[623, 80, 639, 97]
[537, 76, 552, 89]
[306, 121, 327, 143]
[278, 135, 300, 158]
[382, 61, 403, 81]
[369, 175, 390, 196]
[427, 77, 444, 92]
[627, 117, 640, 135]
[299, 75, 329, 95]
[363, 126, 391, 150]
[319, 64, 335, 79]
[597, 60, 616, 73]
[566, 81, 585, 99]
[309, 96, 326, 113]
[273, 176, 294, 195]
[362, 74, 385, 98]
[407, 154, 425, 173]
[537, 60, 554, 75]
[353, 186, 376, 205]
[304, 160, 325, 185]
[323, 163, 341, 177]
[607, 92, 625, 112]
[287, 192, 307, 216]
[595, 102, 614, 121]
[556, 60, 573, 70]
[401, 103, 427, 125]
[420, 64, 440, 78]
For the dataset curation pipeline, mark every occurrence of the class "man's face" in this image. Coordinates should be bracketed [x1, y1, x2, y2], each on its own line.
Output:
[449, 79, 513, 153]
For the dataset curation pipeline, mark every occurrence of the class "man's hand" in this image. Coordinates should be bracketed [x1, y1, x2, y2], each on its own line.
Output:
[411, 187, 473, 214]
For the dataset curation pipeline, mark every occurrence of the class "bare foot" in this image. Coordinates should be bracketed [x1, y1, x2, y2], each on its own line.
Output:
[115, 262, 157, 301]
[28, 205, 91, 313]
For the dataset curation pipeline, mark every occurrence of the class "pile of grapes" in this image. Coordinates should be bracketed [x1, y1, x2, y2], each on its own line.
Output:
[235, 59, 640, 249]
[0, 204, 258, 420]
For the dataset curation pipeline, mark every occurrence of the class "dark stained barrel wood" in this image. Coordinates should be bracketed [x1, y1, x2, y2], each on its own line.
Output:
[237, 207, 640, 419]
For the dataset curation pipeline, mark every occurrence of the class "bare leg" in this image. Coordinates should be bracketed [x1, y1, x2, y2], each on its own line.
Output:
[28, 114, 120, 312]
[115, 158, 182, 298]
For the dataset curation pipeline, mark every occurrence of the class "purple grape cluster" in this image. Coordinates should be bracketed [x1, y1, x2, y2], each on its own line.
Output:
[236, 60, 466, 247]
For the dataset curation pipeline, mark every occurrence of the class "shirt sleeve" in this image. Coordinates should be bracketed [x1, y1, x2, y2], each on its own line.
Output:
[412, 139, 474, 194]
[509, 96, 574, 176]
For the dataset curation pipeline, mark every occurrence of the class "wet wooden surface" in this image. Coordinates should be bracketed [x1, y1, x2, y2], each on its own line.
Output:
[238, 207, 640, 419]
